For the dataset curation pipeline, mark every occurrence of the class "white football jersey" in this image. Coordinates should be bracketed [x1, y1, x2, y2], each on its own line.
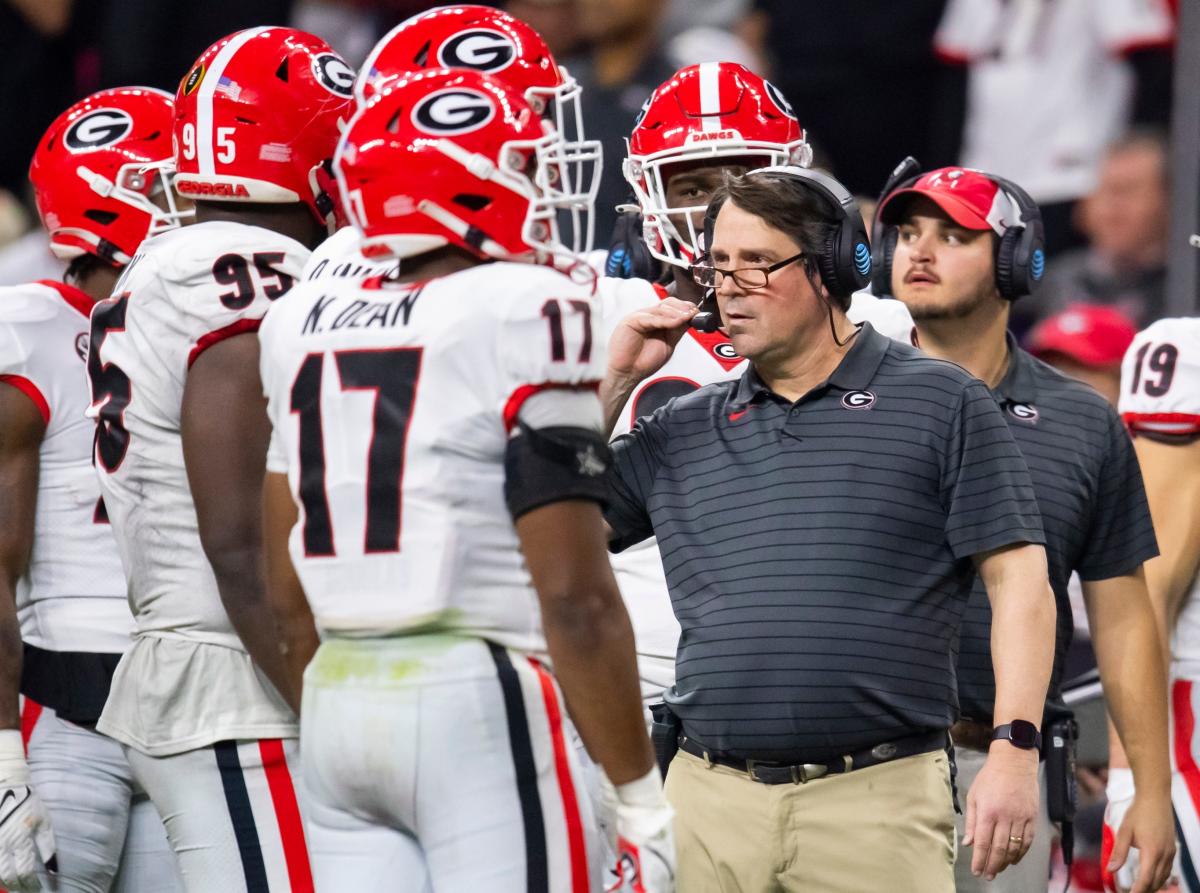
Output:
[300, 225, 398, 284]
[87, 221, 307, 755]
[596, 278, 916, 700]
[0, 280, 130, 653]
[259, 261, 606, 651]
[1120, 317, 1200, 674]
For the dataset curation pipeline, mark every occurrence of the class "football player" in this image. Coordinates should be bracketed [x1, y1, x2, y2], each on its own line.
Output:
[599, 61, 916, 708]
[1105, 318, 1200, 892]
[85, 29, 351, 891]
[0, 87, 188, 893]
[300, 4, 597, 288]
[258, 67, 672, 891]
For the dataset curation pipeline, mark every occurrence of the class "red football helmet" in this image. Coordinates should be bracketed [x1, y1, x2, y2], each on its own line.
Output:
[355, 6, 582, 138]
[29, 87, 190, 266]
[173, 27, 354, 230]
[336, 67, 599, 274]
[624, 62, 811, 268]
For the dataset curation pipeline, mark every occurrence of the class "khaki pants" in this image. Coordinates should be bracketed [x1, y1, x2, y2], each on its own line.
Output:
[664, 747, 957, 893]
[952, 746, 1055, 892]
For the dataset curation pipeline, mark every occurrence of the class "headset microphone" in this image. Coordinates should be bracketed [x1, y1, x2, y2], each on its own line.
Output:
[872, 156, 921, 246]
[690, 311, 722, 333]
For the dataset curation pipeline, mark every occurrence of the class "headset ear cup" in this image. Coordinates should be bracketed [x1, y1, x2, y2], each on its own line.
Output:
[818, 229, 844, 298]
[995, 227, 1024, 300]
[870, 228, 899, 296]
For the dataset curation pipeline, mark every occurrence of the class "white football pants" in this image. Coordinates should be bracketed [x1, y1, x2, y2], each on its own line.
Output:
[1171, 677, 1200, 892]
[123, 738, 311, 893]
[301, 635, 603, 893]
[21, 700, 180, 892]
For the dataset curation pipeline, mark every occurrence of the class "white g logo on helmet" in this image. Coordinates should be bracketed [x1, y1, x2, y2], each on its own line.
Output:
[65, 109, 134, 153]
[437, 30, 516, 73]
[313, 53, 356, 97]
[763, 80, 796, 119]
[411, 88, 495, 135]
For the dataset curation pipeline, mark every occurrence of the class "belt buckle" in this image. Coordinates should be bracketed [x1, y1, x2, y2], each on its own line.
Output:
[746, 759, 829, 784]
[800, 762, 828, 782]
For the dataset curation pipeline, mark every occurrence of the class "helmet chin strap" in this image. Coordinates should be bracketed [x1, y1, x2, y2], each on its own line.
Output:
[417, 199, 522, 261]
[76, 166, 115, 198]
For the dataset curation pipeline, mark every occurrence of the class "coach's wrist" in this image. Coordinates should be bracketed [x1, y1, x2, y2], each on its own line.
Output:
[986, 738, 1039, 767]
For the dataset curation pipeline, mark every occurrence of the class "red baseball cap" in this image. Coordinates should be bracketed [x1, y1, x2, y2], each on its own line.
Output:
[878, 167, 1021, 236]
[1025, 304, 1138, 368]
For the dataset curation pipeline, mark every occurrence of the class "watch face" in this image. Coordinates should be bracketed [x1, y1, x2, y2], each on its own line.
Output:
[1009, 720, 1040, 748]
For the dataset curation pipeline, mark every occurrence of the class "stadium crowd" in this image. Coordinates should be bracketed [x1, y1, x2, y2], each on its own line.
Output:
[0, 2, 1194, 893]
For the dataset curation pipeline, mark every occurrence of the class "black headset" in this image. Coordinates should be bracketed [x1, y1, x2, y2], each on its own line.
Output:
[870, 157, 1047, 301]
[701, 165, 872, 300]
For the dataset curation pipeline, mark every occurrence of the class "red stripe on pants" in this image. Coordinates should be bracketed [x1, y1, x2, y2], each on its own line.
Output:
[19, 699, 42, 753]
[528, 658, 589, 893]
[258, 739, 314, 893]
[1173, 680, 1200, 810]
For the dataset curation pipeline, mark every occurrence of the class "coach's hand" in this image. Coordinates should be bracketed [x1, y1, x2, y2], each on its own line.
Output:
[602, 298, 698, 434]
[0, 731, 55, 893]
[607, 298, 698, 385]
[1102, 768, 1175, 893]
[963, 742, 1039, 881]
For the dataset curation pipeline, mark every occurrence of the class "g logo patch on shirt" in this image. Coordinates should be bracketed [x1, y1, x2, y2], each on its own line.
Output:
[75, 333, 89, 363]
[841, 390, 875, 410]
[1007, 402, 1038, 423]
[713, 343, 739, 361]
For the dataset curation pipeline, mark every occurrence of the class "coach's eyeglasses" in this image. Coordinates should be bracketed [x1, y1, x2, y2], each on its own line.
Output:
[690, 251, 806, 290]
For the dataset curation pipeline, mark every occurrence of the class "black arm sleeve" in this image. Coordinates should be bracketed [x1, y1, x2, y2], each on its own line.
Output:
[504, 423, 612, 520]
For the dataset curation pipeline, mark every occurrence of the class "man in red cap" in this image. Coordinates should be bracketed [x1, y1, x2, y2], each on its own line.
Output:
[878, 167, 1174, 893]
[1026, 304, 1138, 407]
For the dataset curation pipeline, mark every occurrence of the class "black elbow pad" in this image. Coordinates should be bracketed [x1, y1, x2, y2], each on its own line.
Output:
[504, 423, 612, 520]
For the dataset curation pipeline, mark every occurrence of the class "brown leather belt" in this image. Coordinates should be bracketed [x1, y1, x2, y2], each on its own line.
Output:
[950, 719, 993, 752]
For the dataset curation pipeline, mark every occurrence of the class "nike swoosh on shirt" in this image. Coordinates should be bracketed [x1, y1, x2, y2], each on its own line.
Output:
[728, 408, 750, 421]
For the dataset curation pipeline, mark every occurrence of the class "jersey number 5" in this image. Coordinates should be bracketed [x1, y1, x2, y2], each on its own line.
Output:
[1129, 342, 1178, 397]
[88, 294, 132, 472]
[290, 348, 423, 556]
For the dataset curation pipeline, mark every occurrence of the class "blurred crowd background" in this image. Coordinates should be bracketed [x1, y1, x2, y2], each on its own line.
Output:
[0, 0, 1182, 340]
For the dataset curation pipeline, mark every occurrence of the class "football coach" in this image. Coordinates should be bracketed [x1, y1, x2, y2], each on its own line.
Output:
[599, 166, 1057, 893]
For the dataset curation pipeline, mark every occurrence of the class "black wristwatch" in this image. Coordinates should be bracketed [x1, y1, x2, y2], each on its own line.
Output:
[991, 720, 1041, 751]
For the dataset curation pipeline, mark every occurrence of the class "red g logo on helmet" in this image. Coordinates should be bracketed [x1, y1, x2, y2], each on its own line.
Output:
[437, 29, 516, 73]
[312, 53, 356, 97]
[65, 109, 134, 153]
[411, 88, 495, 135]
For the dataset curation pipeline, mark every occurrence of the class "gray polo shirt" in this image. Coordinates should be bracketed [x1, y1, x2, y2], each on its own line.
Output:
[956, 342, 1158, 725]
[606, 324, 1045, 762]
